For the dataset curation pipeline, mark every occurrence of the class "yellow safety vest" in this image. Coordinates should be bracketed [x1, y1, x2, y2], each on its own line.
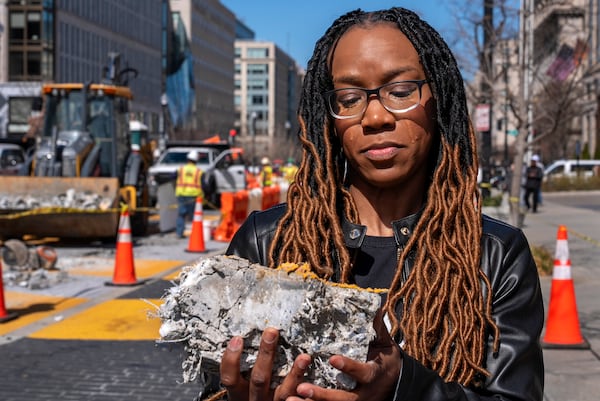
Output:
[261, 165, 273, 187]
[281, 164, 298, 183]
[175, 163, 203, 197]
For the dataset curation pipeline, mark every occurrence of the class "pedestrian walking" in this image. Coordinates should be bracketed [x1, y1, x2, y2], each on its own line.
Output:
[220, 7, 543, 401]
[523, 155, 544, 213]
[174, 150, 203, 238]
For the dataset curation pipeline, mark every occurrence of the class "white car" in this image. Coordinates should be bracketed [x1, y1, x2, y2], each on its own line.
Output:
[544, 159, 600, 180]
[148, 146, 247, 207]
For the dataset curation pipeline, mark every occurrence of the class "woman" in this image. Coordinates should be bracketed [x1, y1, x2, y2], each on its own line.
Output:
[222, 7, 544, 401]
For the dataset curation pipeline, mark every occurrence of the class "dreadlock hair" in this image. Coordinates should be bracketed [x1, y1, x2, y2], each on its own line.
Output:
[268, 7, 500, 386]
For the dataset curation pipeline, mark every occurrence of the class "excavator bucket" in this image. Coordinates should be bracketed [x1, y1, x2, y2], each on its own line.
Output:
[0, 176, 121, 240]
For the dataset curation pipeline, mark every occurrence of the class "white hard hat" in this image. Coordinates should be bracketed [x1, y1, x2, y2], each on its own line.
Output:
[187, 150, 199, 162]
[531, 154, 540, 162]
[131, 144, 140, 152]
[261, 157, 270, 165]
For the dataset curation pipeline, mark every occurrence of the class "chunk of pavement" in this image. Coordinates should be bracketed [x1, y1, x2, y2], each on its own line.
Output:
[158, 255, 382, 390]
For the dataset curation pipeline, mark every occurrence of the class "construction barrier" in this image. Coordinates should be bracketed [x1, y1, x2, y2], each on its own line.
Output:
[261, 186, 280, 210]
[0, 260, 19, 323]
[542, 225, 589, 349]
[186, 196, 206, 253]
[247, 187, 263, 214]
[106, 206, 146, 287]
[213, 190, 249, 242]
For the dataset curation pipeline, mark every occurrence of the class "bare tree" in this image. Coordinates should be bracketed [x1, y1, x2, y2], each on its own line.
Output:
[445, 0, 594, 226]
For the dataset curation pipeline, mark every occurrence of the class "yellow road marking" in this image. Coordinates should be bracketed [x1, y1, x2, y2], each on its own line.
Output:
[66, 259, 185, 278]
[0, 292, 86, 335]
[29, 298, 164, 340]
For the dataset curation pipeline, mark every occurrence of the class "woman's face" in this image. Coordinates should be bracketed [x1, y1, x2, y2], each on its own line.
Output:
[329, 23, 437, 190]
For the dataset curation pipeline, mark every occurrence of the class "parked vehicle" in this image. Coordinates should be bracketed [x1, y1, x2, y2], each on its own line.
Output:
[201, 147, 247, 208]
[0, 143, 26, 175]
[148, 145, 221, 203]
[148, 142, 247, 207]
[544, 159, 600, 180]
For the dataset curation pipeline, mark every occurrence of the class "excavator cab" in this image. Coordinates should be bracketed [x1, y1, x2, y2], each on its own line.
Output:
[0, 53, 151, 240]
[34, 83, 132, 180]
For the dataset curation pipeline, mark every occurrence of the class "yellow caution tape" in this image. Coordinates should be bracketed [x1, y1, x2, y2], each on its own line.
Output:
[0, 198, 219, 220]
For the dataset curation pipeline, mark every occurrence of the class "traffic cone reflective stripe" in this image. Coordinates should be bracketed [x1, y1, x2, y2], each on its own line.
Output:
[542, 225, 589, 348]
[186, 196, 206, 253]
[106, 206, 146, 287]
[0, 260, 19, 323]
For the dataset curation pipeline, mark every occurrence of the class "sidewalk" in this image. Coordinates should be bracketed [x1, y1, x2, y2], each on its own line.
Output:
[484, 191, 600, 401]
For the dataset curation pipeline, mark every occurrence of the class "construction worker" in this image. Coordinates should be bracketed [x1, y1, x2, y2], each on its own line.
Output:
[175, 150, 203, 238]
[260, 157, 273, 187]
[281, 157, 299, 184]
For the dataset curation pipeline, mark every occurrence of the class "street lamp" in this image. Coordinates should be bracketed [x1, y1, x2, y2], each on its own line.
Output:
[503, 43, 509, 166]
[250, 111, 257, 169]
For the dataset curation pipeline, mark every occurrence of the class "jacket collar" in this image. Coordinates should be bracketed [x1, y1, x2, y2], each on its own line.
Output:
[341, 208, 424, 249]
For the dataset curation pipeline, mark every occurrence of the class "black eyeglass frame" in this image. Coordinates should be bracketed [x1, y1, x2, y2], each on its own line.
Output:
[324, 79, 429, 120]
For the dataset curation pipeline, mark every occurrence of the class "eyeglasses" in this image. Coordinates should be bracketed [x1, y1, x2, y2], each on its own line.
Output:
[324, 80, 428, 120]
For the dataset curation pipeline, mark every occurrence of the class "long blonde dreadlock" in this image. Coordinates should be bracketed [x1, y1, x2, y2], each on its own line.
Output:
[267, 7, 500, 386]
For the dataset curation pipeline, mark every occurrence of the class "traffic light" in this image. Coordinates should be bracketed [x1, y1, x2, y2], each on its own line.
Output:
[229, 129, 237, 145]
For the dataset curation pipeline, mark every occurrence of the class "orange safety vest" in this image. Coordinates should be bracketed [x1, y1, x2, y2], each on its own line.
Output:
[175, 163, 204, 197]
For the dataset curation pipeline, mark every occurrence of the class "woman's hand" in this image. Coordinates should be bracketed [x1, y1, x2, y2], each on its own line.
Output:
[219, 327, 311, 401]
[288, 309, 402, 401]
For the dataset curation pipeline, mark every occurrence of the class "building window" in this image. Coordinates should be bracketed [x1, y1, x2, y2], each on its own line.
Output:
[247, 63, 268, 75]
[7, 1, 54, 81]
[247, 47, 269, 58]
[9, 12, 25, 44]
[27, 51, 41, 75]
[251, 94, 265, 105]
[248, 78, 266, 90]
[28, 12, 42, 41]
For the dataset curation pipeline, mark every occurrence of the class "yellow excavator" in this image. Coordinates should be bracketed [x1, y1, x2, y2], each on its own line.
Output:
[0, 55, 152, 240]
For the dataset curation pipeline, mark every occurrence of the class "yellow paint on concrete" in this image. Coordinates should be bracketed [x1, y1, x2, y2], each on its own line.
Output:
[0, 291, 86, 335]
[29, 298, 164, 340]
[67, 259, 185, 278]
[162, 267, 184, 281]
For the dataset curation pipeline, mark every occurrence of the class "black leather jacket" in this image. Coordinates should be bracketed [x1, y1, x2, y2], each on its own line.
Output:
[226, 203, 544, 401]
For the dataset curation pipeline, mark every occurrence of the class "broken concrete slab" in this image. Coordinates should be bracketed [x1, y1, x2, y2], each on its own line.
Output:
[158, 255, 382, 390]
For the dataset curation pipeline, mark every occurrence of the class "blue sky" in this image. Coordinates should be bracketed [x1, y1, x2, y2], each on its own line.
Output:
[220, 1, 453, 69]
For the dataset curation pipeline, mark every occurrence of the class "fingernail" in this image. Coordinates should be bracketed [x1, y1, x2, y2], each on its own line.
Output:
[297, 385, 313, 398]
[330, 357, 344, 370]
[228, 336, 242, 351]
[263, 329, 277, 344]
[297, 358, 309, 370]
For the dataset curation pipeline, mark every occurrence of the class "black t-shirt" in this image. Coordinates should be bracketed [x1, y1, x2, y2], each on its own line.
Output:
[352, 235, 398, 290]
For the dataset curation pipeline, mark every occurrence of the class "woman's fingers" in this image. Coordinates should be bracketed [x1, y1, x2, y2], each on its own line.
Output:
[220, 336, 247, 400]
[274, 354, 312, 400]
[248, 328, 280, 401]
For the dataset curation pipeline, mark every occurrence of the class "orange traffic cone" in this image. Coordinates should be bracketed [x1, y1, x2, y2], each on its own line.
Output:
[106, 206, 146, 286]
[0, 260, 18, 323]
[542, 225, 589, 348]
[186, 196, 206, 253]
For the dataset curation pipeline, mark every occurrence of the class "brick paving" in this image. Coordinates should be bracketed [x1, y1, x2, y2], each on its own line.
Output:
[0, 338, 201, 401]
[0, 275, 211, 401]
